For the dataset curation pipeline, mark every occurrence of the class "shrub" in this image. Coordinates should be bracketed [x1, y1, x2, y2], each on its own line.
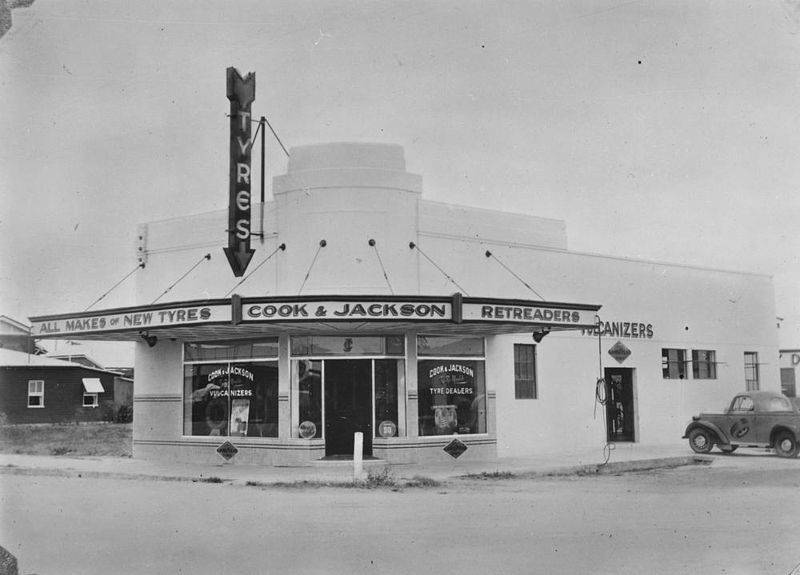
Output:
[115, 405, 133, 423]
[100, 400, 116, 423]
[361, 466, 396, 488]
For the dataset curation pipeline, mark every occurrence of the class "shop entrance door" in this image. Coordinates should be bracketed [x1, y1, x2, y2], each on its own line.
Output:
[324, 360, 373, 457]
[604, 368, 636, 442]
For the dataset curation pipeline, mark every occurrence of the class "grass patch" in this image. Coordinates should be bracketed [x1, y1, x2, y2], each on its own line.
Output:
[194, 476, 224, 483]
[359, 466, 396, 488]
[462, 470, 516, 480]
[403, 475, 441, 488]
[0, 423, 133, 457]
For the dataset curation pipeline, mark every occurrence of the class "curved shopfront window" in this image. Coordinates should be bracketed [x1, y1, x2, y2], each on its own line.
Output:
[183, 340, 279, 438]
[417, 336, 486, 437]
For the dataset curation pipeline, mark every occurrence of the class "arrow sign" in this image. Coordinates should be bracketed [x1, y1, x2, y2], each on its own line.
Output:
[223, 67, 256, 277]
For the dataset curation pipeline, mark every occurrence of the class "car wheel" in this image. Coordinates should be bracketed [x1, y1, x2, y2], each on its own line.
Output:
[774, 431, 799, 458]
[719, 445, 737, 454]
[688, 428, 715, 454]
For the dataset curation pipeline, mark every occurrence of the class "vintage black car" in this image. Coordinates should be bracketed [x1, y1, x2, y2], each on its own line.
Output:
[683, 391, 800, 458]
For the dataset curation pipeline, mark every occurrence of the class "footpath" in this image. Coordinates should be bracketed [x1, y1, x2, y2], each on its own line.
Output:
[0, 442, 710, 486]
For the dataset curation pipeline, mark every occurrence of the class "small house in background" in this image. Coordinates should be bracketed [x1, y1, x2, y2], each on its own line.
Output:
[49, 354, 135, 411]
[0, 348, 130, 424]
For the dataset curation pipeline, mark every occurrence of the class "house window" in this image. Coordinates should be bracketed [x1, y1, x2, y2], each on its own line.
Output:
[83, 393, 99, 407]
[514, 344, 537, 399]
[744, 352, 759, 391]
[662, 349, 687, 379]
[28, 380, 44, 408]
[692, 350, 717, 379]
[82, 378, 104, 408]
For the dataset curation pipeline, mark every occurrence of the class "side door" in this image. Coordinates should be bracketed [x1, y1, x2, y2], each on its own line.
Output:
[726, 395, 758, 444]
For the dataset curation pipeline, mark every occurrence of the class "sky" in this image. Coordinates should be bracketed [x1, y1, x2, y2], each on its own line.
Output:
[1, 0, 799, 365]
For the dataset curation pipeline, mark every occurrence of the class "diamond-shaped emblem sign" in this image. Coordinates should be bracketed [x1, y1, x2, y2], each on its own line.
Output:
[216, 441, 238, 461]
[443, 438, 468, 459]
[608, 341, 632, 364]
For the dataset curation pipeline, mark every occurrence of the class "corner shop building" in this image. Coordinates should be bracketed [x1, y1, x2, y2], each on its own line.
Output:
[30, 143, 780, 465]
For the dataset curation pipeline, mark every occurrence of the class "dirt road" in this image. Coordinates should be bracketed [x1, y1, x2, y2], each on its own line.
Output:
[2, 454, 799, 574]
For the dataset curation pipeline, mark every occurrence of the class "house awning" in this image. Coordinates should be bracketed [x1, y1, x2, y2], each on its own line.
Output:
[82, 378, 105, 393]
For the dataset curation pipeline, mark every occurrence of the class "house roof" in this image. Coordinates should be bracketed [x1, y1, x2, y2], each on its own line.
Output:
[0, 348, 116, 375]
[0, 315, 31, 335]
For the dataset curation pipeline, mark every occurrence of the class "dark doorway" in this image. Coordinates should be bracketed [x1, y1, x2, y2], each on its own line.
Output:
[604, 368, 635, 442]
[324, 360, 373, 457]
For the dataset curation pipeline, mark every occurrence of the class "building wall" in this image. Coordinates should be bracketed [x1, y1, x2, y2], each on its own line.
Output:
[131, 142, 779, 462]
[0, 366, 116, 424]
[779, 349, 800, 397]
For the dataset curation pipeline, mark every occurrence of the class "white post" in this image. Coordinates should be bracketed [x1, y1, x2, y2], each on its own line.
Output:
[353, 432, 364, 481]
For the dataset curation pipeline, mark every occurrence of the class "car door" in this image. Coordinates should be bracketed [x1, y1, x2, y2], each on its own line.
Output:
[726, 395, 757, 444]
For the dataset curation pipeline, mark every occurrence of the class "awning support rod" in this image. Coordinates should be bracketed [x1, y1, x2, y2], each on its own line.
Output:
[485, 250, 546, 301]
[84, 263, 145, 312]
[409, 242, 470, 296]
[224, 243, 286, 297]
[151, 254, 211, 304]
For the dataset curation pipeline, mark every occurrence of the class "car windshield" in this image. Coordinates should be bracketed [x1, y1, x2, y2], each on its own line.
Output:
[730, 396, 754, 412]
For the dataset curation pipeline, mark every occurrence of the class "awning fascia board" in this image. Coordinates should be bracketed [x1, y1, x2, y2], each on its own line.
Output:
[29, 294, 601, 342]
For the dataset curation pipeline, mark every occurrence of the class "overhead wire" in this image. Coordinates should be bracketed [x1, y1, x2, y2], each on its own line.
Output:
[368, 239, 394, 295]
[224, 243, 286, 297]
[409, 242, 469, 296]
[151, 254, 211, 304]
[484, 250, 546, 301]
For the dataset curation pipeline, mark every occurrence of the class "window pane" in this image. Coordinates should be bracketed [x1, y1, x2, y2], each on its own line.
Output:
[295, 360, 322, 438]
[290, 336, 404, 357]
[417, 336, 484, 357]
[662, 349, 686, 379]
[514, 344, 537, 399]
[692, 350, 717, 380]
[744, 352, 759, 391]
[184, 339, 278, 362]
[375, 359, 404, 437]
[233, 362, 279, 437]
[183, 361, 278, 437]
[417, 360, 486, 436]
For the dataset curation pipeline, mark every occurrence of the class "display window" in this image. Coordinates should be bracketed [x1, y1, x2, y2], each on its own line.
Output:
[417, 336, 486, 437]
[183, 340, 279, 437]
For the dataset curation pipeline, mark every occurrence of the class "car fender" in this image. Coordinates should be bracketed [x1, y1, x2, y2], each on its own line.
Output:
[769, 425, 800, 446]
[684, 420, 730, 447]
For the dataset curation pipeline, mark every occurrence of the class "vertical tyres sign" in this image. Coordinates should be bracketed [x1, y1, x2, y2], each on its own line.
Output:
[223, 67, 256, 277]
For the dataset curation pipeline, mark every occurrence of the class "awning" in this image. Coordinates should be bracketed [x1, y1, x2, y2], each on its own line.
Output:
[29, 294, 602, 342]
[82, 378, 105, 393]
